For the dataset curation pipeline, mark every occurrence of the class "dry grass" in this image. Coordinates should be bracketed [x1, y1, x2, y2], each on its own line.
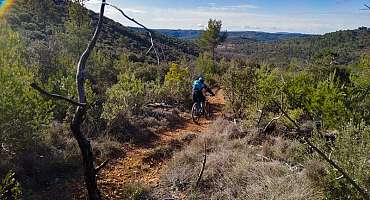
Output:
[156, 119, 323, 200]
[93, 135, 125, 160]
[120, 183, 152, 200]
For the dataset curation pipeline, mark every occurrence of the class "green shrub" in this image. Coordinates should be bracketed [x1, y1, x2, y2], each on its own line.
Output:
[0, 23, 53, 157]
[349, 55, 370, 124]
[163, 63, 192, 106]
[222, 64, 257, 117]
[310, 122, 370, 199]
[0, 171, 22, 200]
[102, 73, 146, 121]
[195, 52, 218, 83]
[121, 183, 151, 200]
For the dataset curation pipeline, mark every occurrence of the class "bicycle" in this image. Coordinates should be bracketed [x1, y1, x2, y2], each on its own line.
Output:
[191, 96, 212, 123]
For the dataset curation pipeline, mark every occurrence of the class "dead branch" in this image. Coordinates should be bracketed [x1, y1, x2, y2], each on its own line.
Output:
[104, 3, 160, 65]
[196, 141, 207, 187]
[95, 159, 109, 174]
[361, 4, 370, 10]
[147, 103, 173, 109]
[272, 100, 370, 200]
[71, 0, 106, 199]
[263, 114, 283, 133]
[256, 108, 265, 128]
[272, 100, 300, 128]
[30, 83, 85, 107]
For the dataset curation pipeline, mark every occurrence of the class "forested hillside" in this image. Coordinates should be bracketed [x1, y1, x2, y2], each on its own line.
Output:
[1, 0, 369, 199]
[6, 0, 199, 63]
[157, 29, 311, 41]
[218, 27, 370, 66]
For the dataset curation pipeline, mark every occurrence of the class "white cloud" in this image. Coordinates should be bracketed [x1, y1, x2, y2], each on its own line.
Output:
[225, 4, 259, 9]
[197, 3, 258, 11]
[85, 2, 370, 34]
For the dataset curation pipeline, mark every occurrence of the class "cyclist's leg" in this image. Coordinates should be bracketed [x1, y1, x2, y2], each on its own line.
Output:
[194, 90, 202, 114]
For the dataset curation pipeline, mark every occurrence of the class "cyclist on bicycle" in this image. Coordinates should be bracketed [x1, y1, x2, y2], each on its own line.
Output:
[192, 76, 215, 110]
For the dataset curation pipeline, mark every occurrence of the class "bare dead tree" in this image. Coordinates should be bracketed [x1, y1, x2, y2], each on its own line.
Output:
[31, 1, 107, 199]
[360, 4, 370, 10]
[272, 100, 370, 200]
[196, 140, 207, 187]
[103, 2, 160, 65]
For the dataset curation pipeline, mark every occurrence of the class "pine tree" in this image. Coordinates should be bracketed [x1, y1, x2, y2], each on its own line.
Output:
[64, 0, 92, 57]
[198, 19, 227, 60]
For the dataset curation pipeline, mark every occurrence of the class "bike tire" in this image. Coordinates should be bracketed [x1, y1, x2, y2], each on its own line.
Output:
[192, 103, 200, 123]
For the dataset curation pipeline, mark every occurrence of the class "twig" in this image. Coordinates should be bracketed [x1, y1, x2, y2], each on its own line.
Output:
[256, 154, 272, 162]
[95, 159, 110, 174]
[196, 140, 207, 187]
[272, 100, 370, 200]
[263, 114, 283, 133]
[272, 100, 300, 128]
[104, 3, 160, 65]
[147, 103, 173, 109]
[30, 83, 85, 107]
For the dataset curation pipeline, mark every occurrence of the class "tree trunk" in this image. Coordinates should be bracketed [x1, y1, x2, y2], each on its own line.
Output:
[71, 107, 101, 200]
[72, 0, 105, 199]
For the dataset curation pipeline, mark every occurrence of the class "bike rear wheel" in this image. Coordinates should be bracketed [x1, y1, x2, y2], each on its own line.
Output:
[192, 103, 200, 123]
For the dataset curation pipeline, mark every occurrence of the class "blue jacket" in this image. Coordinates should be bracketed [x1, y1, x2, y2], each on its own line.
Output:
[193, 80, 205, 91]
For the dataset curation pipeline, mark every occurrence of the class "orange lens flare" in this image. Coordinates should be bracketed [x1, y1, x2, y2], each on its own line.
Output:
[0, 0, 16, 17]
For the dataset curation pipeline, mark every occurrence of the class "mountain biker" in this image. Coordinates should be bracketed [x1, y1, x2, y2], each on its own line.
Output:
[192, 76, 215, 110]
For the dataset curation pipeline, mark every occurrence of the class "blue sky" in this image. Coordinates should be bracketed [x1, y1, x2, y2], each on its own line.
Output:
[86, 0, 370, 34]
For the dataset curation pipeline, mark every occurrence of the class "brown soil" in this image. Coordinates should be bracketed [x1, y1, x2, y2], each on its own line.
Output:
[95, 88, 225, 199]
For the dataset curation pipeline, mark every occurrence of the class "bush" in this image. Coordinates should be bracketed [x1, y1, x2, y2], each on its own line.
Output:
[102, 73, 146, 121]
[282, 72, 347, 129]
[310, 122, 370, 199]
[0, 22, 53, 160]
[222, 63, 257, 117]
[195, 52, 217, 82]
[121, 183, 151, 200]
[0, 171, 22, 200]
[158, 120, 322, 200]
[92, 136, 124, 160]
[163, 63, 192, 107]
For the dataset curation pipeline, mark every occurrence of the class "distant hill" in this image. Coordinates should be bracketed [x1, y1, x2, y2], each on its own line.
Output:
[156, 29, 312, 42]
[6, 0, 199, 63]
[217, 27, 370, 65]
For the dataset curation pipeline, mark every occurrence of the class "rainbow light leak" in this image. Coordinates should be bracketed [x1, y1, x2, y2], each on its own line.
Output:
[0, 0, 16, 17]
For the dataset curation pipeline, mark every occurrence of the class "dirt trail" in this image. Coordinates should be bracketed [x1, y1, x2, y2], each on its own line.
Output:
[98, 88, 225, 199]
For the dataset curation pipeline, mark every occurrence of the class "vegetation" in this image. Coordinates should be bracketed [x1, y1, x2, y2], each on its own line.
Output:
[1, 0, 370, 199]
[218, 27, 370, 67]
[198, 19, 227, 60]
[218, 53, 370, 199]
[157, 119, 323, 199]
[0, 171, 22, 200]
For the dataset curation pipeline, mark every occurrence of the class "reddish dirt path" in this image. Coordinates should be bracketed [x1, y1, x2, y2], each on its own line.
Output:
[98, 88, 225, 199]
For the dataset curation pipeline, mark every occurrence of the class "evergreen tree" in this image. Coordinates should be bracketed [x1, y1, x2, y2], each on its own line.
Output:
[198, 19, 227, 60]
[64, 0, 92, 57]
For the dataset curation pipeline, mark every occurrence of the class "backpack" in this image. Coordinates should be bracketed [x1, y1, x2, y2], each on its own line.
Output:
[193, 80, 204, 90]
